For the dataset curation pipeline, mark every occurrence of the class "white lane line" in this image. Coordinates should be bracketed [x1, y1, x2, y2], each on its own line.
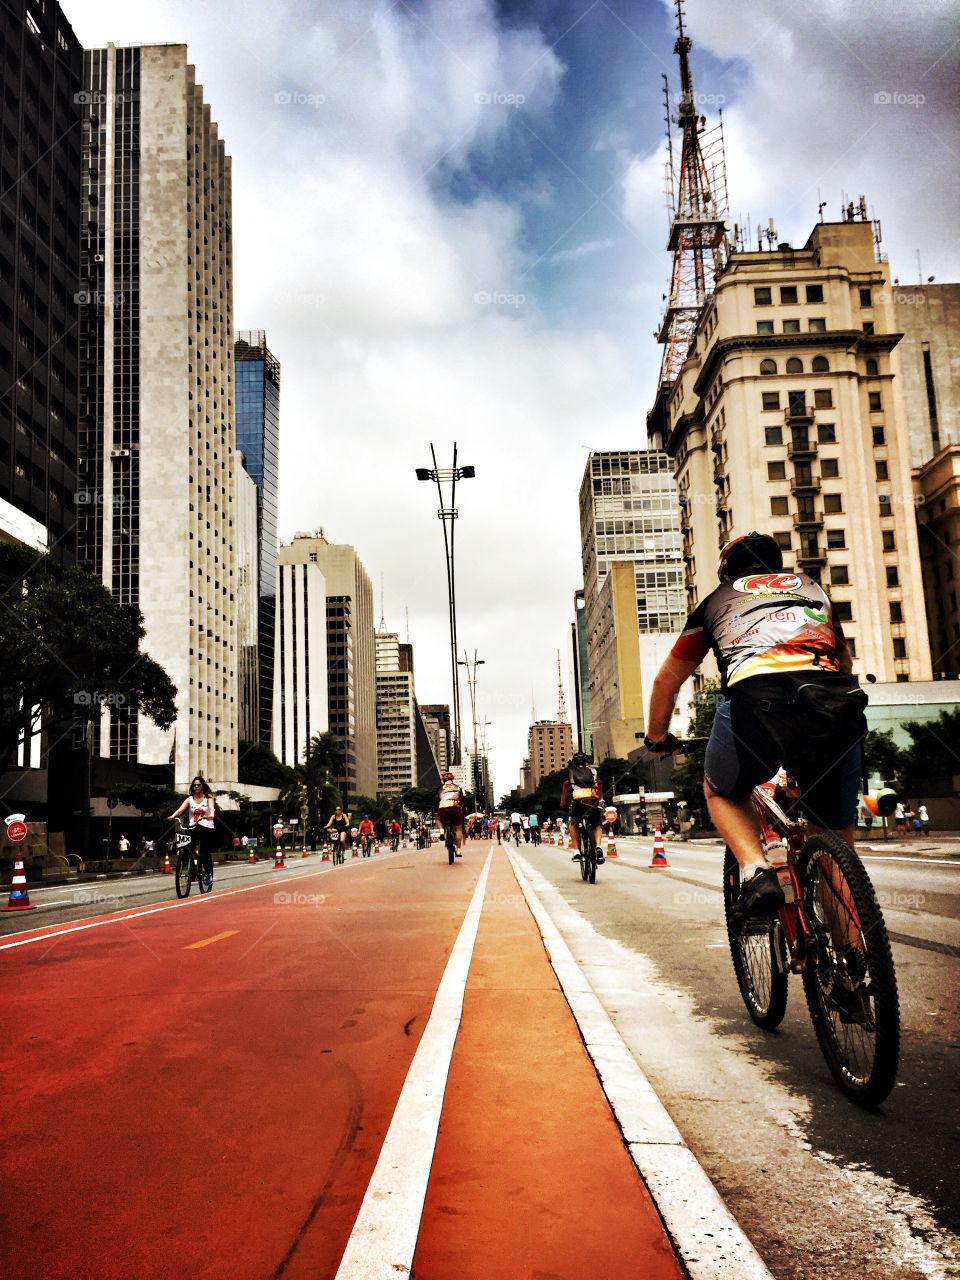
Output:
[334, 849, 493, 1280]
[859, 854, 960, 868]
[507, 849, 773, 1280]
[0, 851, 409, 951]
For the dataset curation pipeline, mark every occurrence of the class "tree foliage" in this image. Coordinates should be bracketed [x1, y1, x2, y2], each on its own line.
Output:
[238, 740, 295, 789]
[0, 542, 176, 773]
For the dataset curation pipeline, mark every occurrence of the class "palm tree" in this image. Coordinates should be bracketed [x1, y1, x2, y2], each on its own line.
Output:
[300, 731, 345, 841]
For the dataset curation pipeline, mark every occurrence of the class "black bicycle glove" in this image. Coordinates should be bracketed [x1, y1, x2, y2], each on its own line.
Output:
[644, 733, 681, 756]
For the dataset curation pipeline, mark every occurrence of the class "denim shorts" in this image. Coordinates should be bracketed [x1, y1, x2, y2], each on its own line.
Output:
[704, 677, 862, 829]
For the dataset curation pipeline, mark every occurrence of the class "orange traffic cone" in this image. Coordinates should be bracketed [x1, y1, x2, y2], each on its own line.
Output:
[321, 844, 330, 862]
[607, 831, 618, 859]
[163, 849, 173, 874]
[4, 853, 35, 911]
[274, 845, 285, 869]
[248, 847, 256, 864]
[301, 847, 308, 859]
[650, 826, 669, 867]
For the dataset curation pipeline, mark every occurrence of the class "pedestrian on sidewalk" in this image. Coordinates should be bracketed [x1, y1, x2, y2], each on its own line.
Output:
[918, 802, 930, 834]
[118, 833, 129, 856]
[894, 801, 906, 835]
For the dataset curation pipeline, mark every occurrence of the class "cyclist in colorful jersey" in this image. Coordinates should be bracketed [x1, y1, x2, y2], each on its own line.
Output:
[436, 771, 465, 857]
[560, 752, 605, 865]
[644, 532, 867, 922]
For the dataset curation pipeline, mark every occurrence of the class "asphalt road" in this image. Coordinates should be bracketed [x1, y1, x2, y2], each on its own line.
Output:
[513, 834, 960, 1280]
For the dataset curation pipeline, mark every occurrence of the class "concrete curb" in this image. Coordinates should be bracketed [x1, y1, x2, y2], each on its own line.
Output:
[507, 849, 774, 1280]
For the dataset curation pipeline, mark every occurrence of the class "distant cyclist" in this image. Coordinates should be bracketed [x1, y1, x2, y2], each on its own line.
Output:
[324, 805, 351, 854]
[436, 771, 465, 857]
[560, 753, 604, 865]
[357, 814, 375, 853]
[644, 531, 866, 922]
[528, 811, 540, 844]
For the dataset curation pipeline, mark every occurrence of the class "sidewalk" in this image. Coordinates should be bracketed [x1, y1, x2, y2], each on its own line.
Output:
[411, 847, 685, 1279]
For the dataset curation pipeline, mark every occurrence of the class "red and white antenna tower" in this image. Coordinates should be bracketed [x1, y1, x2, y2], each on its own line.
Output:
[655, 0, 730, 392]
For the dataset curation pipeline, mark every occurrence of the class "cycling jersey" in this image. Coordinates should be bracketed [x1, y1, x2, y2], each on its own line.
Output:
[671, 571, 846, 690]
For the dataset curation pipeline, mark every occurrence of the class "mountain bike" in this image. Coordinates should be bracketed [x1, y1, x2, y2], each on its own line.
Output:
[360, 832, 374, 858]
[675, 739, 899, 1107]
[443, 820, 458, 865]
[173, 820, 213, 899]
[390, 830, 400, 852]
[574, 809, 602, 885]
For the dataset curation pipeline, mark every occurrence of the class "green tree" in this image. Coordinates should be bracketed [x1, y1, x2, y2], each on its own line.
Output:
[862, 729, 906, 791]
[106, 782, 180, 821]
[0, 542, 176, 774]
[899, 710, 960, 798]
[300, 731, 345, 832]
[238, 740, 295, 790]
[597, 757, 632, 800]
[667, 679, 722, 819]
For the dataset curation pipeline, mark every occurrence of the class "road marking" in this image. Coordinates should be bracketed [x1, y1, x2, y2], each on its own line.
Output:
[333, 849, 493, 1280]
[859, 854, 959, 868]
[0, 850, 408, 951]
[183, 930, 238, 950]
[508, 849, 773, 1280]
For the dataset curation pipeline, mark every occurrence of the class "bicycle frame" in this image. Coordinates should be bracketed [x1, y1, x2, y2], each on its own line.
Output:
[749, 782, 820, 973]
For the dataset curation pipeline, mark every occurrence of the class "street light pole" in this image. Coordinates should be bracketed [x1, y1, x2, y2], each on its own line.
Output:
[458, 650, 485, 808]
[415, 443, 476, 767]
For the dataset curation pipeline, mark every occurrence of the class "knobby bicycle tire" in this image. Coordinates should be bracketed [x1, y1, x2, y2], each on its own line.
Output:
[175, 854, 192, 899]
[723, 848, 788, 1030]
[447, 831, 456, 865]
[198, 860, 212, 893]
[797, 832, 900, 1107]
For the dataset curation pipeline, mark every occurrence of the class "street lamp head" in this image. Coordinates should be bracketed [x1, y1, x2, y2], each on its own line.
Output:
[459, 465, 476, 479]
[415, 468, 433, 481]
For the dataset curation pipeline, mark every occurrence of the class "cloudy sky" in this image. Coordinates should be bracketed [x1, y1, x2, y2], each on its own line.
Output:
[73, 0, 960, 797]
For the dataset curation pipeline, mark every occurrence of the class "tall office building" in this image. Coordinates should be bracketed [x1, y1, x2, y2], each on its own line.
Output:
[235, 464, 259, 745]
[375, 626, 416, 798]
[273, 543, 328, 768]
[649, 216, 932, 685]
[526, 720, 572, 790]
[234, 330, 280, 746]
[0, 0, 82, 558]
[570, 589, 592, 755]
[76, 44, 238, 784]
[890, 284, 960, 467]
[420, 704, 451, 774]
[281, 532, 377, 799]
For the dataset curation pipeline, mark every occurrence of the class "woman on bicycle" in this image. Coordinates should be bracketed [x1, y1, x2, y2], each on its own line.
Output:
[168, 775, 216, 889]
[645, 531, 865, 922]
[324, 806, 350, 856]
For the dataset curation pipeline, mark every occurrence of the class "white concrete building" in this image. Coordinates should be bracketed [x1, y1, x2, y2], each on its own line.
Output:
[375, 627, 416, 798]
[78, 44, 238, 785]
[272, 548, 328, 769]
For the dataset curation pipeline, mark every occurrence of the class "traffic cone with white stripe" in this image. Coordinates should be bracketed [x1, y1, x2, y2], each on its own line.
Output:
[274, 844, 285, 869]
[248, 847, 256, 864]
[4, 853, 35, 911]
[606, 830, 618, 859]
[163, 849, 173, 874]
[650, 827, 669, 867]
[321, 843, 330, 862]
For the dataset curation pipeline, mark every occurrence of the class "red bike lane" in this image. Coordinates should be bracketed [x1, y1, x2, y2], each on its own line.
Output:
[0, 852, 483, 1280]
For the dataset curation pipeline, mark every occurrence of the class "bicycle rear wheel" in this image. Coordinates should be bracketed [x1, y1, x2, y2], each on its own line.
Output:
[797, 832, 900, 1107]
[175, 854, 192, 899]
[446, 830, 455, 864]
[723, 848, 788, 1030]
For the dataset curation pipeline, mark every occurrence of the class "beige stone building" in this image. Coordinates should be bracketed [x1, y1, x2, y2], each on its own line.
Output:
[892, 284, 960, 466]
[78, 44, 238, 786]
[916, 444, 960, 678]
[375, 627, 417, 799]
[526, 720, 573, 790]
[651, 218, 932, 686]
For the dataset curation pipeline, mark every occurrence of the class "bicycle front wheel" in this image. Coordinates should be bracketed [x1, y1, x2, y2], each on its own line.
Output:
[175, 854, 192, 899]
[798, 832, 900, 1107]
[723, 848, 788, 1030]
[447, 833, 455, 865]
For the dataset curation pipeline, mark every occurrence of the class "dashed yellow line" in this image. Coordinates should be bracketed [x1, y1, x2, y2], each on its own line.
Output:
[184, 930, 239, 950]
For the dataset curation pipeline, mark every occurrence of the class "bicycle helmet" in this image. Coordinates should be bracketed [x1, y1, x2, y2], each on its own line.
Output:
[441, 770, 454, 781]
[569, 751, 590, 767]
[718, 531, 783, 581]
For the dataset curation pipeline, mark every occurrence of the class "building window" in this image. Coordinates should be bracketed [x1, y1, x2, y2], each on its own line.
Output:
[859, 288, 872, 307]
[868, 391, 882, 411]
[756, 320, 774, 335]
[866, 358, 879, 375]
[847, 638, 857, 658]
[786, 356, 803, 373]
[764, 426, 783, 445]
[806, 285, 824, 303]
[754, 287, 772, 306]
[781, 286, 798, 304]
[809, 318, 826, 332]
[879, 494, 892, 515]
[831, 565, 849, 585]
[875, 460, 889, 481]
[760, 358, 778, 376]
[833, 601, 853, 622]
[774, 531, 793, 551]
[862, 321, 875, 336]
[893, 638, 907, 658]
[814, 389, 833, 409]
[783, 319, 801, 334]
[890, 601, 903, 623]
[827, 528, 846, 549]
[886, 565, 899, 587]
[824, 493, 843, 513]
[872, 426, 886, 445]
[770, 496, 789, 516]
[768, 460, 787, 480]
[821, 458, 840, 478]
[762, 391, 781, 411]
[882, 530, 896, 551]
[817, 423, 837, 443]
[811, 355, 829, 373]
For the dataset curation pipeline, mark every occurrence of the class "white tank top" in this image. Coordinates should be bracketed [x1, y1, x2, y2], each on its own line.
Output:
[189, 795, 214, 828]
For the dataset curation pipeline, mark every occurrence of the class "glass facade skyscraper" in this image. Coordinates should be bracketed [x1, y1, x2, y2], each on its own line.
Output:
[235, 331, 280, 747]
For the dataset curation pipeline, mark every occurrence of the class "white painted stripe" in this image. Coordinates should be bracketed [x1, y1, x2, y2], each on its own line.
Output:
[334, 849, 493, 1280]
[859, 854, 960, 868]
[507, 849, 773, 1280]
[0, 849, 410, 951]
